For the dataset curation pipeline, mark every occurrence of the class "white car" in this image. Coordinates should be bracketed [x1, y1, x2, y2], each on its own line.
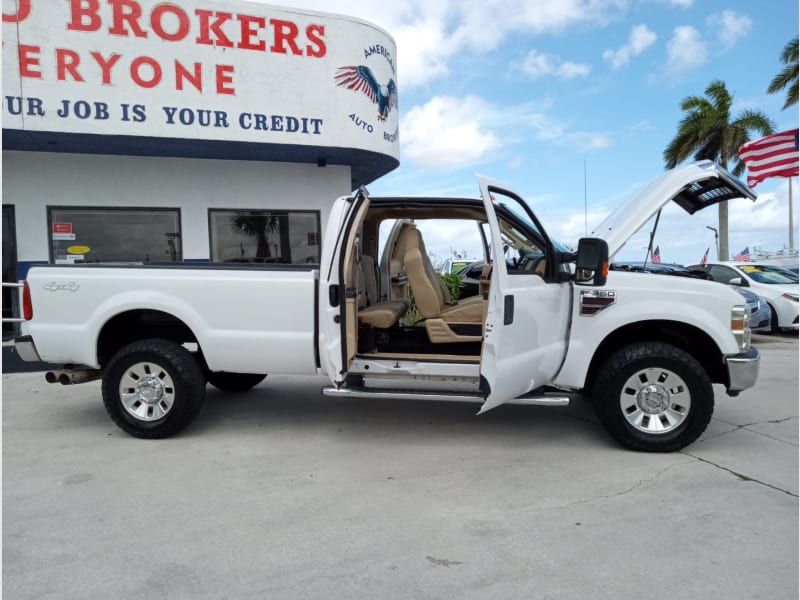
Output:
[688, 262, 799, 331]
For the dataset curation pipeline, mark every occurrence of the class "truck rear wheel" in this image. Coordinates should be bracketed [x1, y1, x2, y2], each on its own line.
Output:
[592, 342, 714, 452]
[206, 372, 266, 392]
[102, 339, 206, 439]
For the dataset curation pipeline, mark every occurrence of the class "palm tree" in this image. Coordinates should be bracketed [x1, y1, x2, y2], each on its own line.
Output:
[767, 36, 798, 110]
[230, 212, 293, 261]
[230, 213, 279, 259]
[664, 80, 775, 260]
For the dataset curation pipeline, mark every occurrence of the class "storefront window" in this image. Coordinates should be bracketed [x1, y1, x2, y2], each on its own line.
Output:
[48, 208, 181, 264]
[209, 210, 320, 264]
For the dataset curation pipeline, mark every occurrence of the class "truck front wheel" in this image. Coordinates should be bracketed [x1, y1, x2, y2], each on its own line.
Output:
[102, 339, 206, 439]
[592, 342, 714, 452]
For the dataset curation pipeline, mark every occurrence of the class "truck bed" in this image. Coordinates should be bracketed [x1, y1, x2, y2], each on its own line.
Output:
[23, 263, 319, 374]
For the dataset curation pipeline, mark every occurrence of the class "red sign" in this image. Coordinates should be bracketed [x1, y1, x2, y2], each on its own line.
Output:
[52, 222, 73, 234]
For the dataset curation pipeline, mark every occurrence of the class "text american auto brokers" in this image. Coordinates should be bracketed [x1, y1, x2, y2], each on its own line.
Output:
[4, 0, 328, 95]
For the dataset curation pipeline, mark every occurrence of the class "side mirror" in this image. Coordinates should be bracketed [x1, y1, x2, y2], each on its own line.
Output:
[728, 277, 744, 286]
[575, 238, 609, 286]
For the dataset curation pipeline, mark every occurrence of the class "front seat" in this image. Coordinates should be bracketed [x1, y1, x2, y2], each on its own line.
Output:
[399, 226, 486, 344]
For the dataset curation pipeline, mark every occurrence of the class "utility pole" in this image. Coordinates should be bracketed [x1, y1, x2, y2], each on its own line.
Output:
[718, 202, 729, 261]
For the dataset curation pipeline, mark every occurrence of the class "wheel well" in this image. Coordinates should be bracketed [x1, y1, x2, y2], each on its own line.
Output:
[583, 320, 727, 392]
[97, 310, 198, 368]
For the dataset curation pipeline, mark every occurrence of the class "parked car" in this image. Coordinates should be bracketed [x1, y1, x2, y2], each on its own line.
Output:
[688, 262, 799, 332]
[611, 262, 710, 279]
[736, 287, 772, 332]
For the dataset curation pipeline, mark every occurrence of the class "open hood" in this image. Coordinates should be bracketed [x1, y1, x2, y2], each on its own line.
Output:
[591, 161, 756, 257]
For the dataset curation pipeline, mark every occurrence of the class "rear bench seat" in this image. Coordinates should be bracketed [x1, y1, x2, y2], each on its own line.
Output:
[357, 254, 408, 329]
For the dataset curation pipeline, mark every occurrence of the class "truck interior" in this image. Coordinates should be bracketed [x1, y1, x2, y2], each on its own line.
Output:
[340, 198, 553, 364]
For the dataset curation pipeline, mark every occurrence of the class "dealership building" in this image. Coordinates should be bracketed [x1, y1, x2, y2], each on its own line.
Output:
[2, 0, 399, 336]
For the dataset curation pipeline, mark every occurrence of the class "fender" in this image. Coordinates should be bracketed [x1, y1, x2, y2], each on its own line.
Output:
[554, 272, 743, 389]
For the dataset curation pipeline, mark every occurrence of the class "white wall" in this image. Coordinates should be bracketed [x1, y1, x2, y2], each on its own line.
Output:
[2, 151, 352, 262]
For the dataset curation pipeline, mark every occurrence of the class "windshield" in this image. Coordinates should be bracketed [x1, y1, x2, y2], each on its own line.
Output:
[737, 264, 798, 284]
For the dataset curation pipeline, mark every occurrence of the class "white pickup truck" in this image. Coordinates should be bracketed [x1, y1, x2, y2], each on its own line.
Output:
[15, 161, 761, 451]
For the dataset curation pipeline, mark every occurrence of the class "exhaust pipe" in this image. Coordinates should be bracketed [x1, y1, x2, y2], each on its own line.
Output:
[45, 369, 68, 384]
[46, 369, 103, 385]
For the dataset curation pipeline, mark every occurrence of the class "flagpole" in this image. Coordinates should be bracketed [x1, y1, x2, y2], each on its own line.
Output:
[789, 177, 794, 251]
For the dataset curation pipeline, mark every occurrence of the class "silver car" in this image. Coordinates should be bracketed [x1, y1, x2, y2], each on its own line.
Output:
[736, 287, 771, 332]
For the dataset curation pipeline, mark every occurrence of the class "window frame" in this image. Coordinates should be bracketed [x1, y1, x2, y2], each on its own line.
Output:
[46, 205, 183, 265]
[207, 207, 322, 267]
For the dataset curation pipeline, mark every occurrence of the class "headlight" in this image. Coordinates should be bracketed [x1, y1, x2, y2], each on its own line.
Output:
[731, 305, 751, 350]
[781, 293, 799, 302]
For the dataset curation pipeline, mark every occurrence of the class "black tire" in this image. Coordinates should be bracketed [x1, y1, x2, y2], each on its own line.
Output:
[206, 372, 266, 392]
[768, 304, 780, 334]
[102, 338, 206, 439]
[592, 342, 714, 452]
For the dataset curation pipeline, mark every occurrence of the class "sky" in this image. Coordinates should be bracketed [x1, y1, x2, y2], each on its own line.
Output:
[268, 0, 798, 265]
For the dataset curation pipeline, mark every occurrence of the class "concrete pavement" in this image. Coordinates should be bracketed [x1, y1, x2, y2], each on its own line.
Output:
[3, 334, 797, 599]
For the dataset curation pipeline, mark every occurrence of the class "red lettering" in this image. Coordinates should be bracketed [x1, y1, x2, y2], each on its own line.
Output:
[130, 55, 162, 88]
[18, 44, 41, 78]
[195, 10, 233, 47]
[216, 64, 234, 95]
[151, 3, 190, 42]
[3, 0, 31, 22]
[305, 24, 326, 58]
[269, 19, 302, 55]
[237, 14, 265, 51]
[67, 0, 101, 32]
[90, 51, 122, 84]
[175, 60, 202, 92]
[109, 0, 147, 38]
[56, 48, 84, 82]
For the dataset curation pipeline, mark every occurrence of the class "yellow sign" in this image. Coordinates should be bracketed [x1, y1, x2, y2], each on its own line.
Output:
[67, 245, 90, 254]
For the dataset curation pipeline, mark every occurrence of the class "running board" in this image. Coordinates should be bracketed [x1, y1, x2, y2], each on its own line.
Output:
[321, 386, 570, 406]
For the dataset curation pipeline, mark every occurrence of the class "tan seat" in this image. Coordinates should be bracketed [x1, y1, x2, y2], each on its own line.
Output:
[400, 226, 485, 323]
[357, 254, 407, 329]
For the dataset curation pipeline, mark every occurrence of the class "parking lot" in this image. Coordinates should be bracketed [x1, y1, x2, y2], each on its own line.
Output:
[3, 333, 798, 599]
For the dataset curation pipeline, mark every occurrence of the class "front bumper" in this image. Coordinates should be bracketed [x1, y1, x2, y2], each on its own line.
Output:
[14, 335, 43, 363]
[726, 346, 760, 393]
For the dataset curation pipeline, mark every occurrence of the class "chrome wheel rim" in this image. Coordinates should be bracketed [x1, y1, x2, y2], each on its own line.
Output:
[619, 367, 691, 434]
[119, 362, 175, 421]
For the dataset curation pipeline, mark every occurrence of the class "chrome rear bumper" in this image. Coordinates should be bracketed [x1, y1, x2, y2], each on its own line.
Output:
[14, 335, 42, 363]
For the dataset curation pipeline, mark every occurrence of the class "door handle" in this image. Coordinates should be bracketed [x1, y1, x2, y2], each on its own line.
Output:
[503, 294, 514, 325]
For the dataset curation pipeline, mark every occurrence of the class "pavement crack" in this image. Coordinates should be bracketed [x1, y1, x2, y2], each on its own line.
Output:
[553, 459, 696, 510]
[700, 416, 798, 446]
[680, 451, 798, 498]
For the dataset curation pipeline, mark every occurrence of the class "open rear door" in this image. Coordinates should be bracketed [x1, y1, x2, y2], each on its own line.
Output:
[477, 176, 571, 414]
[318, 188, 370, 386]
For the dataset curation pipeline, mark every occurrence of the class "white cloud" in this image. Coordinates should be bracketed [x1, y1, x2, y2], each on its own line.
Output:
[516, 50, 591, 79]
[708, 10, 752, 50]
[268, 0, 627, 88]
[666, 26, 708, 74]
[400, 96, 502, 168]
[663, 0, 693, 7]
[400, 95, 612, 168]
[603, 24, 657, 69]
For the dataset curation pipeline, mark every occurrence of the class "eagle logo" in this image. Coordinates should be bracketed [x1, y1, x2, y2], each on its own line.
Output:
[335, 65, 398, 121]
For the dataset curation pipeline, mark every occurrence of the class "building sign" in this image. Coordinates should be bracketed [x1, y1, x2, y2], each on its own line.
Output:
[2, 0, 399, 182]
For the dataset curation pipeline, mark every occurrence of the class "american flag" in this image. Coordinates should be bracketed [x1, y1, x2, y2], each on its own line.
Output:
[701, 247, 709, 265]
[652, 246, 661, 263]
[734, 246, 751, 262]
[738, 129, 799, 188]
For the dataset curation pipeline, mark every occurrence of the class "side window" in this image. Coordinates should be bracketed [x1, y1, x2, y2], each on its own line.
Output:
[48, 207, 181, 264]
[709, 265, 737, 284]
[209, 210, 320, 264]
[487, 189, 550, 276]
